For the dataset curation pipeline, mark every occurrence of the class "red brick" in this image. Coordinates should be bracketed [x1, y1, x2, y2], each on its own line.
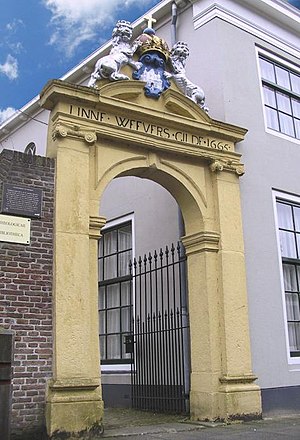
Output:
[0, 150, 54, 436]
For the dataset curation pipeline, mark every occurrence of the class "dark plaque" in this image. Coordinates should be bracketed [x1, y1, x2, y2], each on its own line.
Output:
[1, 183, 42, 218]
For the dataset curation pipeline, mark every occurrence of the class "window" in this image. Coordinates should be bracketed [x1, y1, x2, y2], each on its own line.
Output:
[277, 198, 300, 357]
[24, 142, 36, 155]
[98, 220, 133, 364]
[259, 56, 300, 140]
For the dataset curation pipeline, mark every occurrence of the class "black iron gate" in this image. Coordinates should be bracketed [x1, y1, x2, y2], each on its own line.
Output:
[128, 243, 190, 413]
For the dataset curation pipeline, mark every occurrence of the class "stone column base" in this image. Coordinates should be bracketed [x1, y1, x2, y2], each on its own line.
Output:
[218, 375, 262, 421]
[46, 379, 104, 439]
[190, 374, 261, 422]
[190, 391, 220, 421]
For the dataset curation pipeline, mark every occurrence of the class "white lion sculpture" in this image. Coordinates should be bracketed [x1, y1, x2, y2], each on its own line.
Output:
[88, 20, 140, 87]
[169, 41, 208, 112]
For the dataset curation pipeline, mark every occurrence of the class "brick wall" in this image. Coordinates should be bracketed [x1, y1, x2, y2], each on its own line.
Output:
[0, 149, 55, 438]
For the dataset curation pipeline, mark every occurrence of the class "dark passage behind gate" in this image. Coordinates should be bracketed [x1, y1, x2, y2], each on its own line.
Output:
[128, 243, 190, 413]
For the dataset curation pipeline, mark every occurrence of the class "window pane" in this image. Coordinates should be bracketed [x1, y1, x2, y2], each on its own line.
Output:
[297, 235, 300, 259]
[275, 65, 290, 89]
[107, 335, 120, 359]
[100, 336, 106, 360]
[99, 311, 106, 333]
[291, 72, 300, 94]
[263, 85, 276, 107]
[280, 230, 297, 258]
[99, 285, 105, 308]
[260, 58, 275, 82]
[277, 203, 293, 229]
[106, 283, 120, 307]
[294, 207, 300, 232]
[122, 340, 132, 359]
[104, 230, 117, 255]
[295, 119, 300, 140]
[286, 292, 300, 320]
[297, 266, 300, 286]
[107, 309, 120, 333]
[98, 259, 104, 281]
[99, 240, 104, 258]
[265, 107, 279, 131]
[104, 255, 117, 279]
[122, 281, 131, 305]
[276, 92, 291, 114]
[119, 250, 131, 276]
[122, 306, 131, 332]
[288, 322, 300, 352]
[292, 99, 300, 118]
[119, 224, 131, 251]
[279, 113, 295, 137]
[283, 265, 298, 291]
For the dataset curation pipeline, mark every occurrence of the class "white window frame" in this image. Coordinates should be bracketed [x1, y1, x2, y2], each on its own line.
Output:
[256, 47, 300, 145]
[99, 213, 135, 372]
[273, 190, 300, 366]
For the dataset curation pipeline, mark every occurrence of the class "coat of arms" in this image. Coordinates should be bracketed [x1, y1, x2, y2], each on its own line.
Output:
[88, 18, 208, 112]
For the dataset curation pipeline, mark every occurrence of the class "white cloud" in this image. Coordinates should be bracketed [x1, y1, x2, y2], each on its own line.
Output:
[1, 20, 24, 55]
[0, 107, 17, 124]
[43, 0, 155, 57]
[0, 55, 18, 80]
[6, 19, 24, 32]
[8, 42, 23, 54]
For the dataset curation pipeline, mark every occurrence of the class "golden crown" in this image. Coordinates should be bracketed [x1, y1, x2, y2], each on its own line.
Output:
[135, 29, 170, 61]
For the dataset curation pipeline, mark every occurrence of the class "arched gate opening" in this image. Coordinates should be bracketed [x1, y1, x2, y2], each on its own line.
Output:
[99, 175, 190, 413]
[40, 79, 262, 437]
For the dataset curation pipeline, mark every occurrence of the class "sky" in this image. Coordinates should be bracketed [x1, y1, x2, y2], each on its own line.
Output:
[0, 0, 299, 126]
[0, 0, 160, 124]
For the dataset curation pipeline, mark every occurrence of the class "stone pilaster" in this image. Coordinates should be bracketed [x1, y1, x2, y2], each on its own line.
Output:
[45, 137, 104, 438]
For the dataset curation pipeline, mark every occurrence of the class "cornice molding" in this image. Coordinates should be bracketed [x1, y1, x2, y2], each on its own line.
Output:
[89, 216, 107, 240]
[219, 374, 258, 385]
[193, 3, 300, 59]
[210, 159, 244, 176]
[52, 122, 97, 145]
[42, 80, 247, 166]
[48, 378, 100, 392]
[182, 230, 220, 255]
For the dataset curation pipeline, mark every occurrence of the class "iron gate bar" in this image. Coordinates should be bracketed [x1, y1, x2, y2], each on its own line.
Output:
[129, 242, 190, 414]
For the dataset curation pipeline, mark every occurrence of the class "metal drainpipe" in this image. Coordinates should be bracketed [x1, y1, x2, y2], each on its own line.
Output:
[171, 0, 183, 246]
[171, 1, 178, 46]
[171, 0, 191, 408]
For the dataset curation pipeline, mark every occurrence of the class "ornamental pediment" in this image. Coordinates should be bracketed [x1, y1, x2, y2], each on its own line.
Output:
[95, 81, 211, 122]
[40, 77, 247, 178]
